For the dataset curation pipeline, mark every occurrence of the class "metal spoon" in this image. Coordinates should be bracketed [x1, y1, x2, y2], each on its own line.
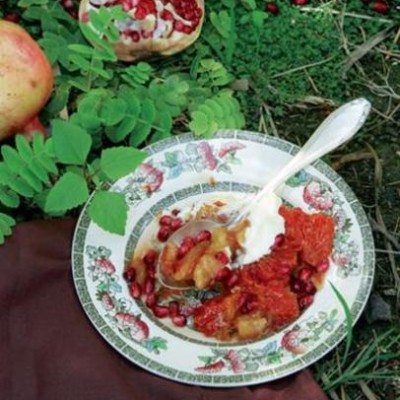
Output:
[157, 98, 371, 289]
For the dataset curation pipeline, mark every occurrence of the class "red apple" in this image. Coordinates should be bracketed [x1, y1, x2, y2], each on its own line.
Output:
[0, 20, 53, 140]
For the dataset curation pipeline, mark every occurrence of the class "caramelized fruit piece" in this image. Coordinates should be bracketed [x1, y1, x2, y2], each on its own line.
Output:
[235, 313, 268, 340]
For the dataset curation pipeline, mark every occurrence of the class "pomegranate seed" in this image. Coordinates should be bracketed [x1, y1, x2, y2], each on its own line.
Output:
[182, 236, 195, 248]
[265, 2, 279, 14]
[316, 258, 330, 273]
[130, 31, 140, 42]
[195, 230, 212, 243]
[195, 7, 203, 17]
[130, 282, 142, 299]
[177, 244, 191, 259]
[303, 281, 317, 295]
[161, 9, 174, 21]
[170, 218, 183, 231]
[298, 294, 314, 310]
[298, 267, 313, 282]
[290, 279, 303, 293]
[135, 7, 147, 20]
[215, 266, 231, 281]
[145, 292, 157, 308]
[4, 14, 20, 22]
[215, 251, 230, 264]
[172, 315, 187, 327]
[174, 20, 186, 32]
[153, 305, 169, 318]
[144, 276, 155, 295]
[123, 268, 136, 283]
[62, 0, 74, 9]
[157, 226, 170, 242]
[183, 25, 193, 34]
[183, 10, 194, 20]
[271, 233, 285, 250]
[226, 271, 239, 288]
[168, 301, 180, 317]
[372, 1, 390, 13]
[240, 299, 258, 314]
[143, 249, 157, 267]
[291, 0, 309, 5]
[147, 265, 156, 279]
[159, 215, 173, 226]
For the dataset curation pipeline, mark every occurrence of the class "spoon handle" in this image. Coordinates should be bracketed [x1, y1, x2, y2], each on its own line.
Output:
[232, 98, 371, 224]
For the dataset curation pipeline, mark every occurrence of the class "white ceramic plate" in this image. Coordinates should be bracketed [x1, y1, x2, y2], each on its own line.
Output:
[72, 130, 375, 387]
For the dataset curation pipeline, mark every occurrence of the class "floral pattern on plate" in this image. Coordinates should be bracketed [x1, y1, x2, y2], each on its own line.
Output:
[72, 130, 375, 387]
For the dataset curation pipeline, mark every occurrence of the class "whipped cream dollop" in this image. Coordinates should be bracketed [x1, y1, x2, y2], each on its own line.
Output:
[240, 193, 285, 264]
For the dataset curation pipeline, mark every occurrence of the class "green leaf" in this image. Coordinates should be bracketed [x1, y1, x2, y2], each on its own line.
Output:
[99, 98, 127, 127]
[251, 10, 268, 31]
[15, 135, 33, 162]
[30, 158, 51, 184]
[45, 172, 89, 213]
[1, 145, 25, 174]
[19, 168, 43, 192]
[100, 147, 147, 180]
[51, 119, 92, 165]
[0, 187, 20, 208]
[0, 162, 14, 186]
[8, 177, 35, 197]
[88, 190, 128, 235]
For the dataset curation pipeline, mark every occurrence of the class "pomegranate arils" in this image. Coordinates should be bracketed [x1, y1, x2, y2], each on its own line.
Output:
[303, 281, 317, 295]
[265, 2, 279, 14]
[271, 233, 285, 250]
[372, 2, 390, 14]
[130, 282, 142, 299]
[226, 271, 239, 288]
[159, 215, 173, 226]
[145, 292, 157, 307]
[177, 243, 191, 259]
[316, 258, 330, 273]
[196, 230, 212, 243]
[298, 267, 313, 282]
[172, 315, 187, 327]
[291, 0, 309, 5]
[144, 276, 155, 295]
[153, 305, 169, 318]
[174, 20, 186, 32]
[168, 301, 180, 317]
[170, 218, 183, 231]
[291, 279, 303, 294]
[123, 268, 136, 283]
[182, 236, 195, 248]
[143, 249, 157, 267]
[215, 266, 231, 281]
[298, 294, 314, 310]
[215, 251, 230, 265]
[161, 9, 174, 21]
[157, 225, 170, 242]
[4, 14, 20, 23]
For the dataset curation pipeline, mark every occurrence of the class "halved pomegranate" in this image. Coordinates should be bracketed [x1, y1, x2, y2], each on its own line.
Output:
[79, 0, 205, 61]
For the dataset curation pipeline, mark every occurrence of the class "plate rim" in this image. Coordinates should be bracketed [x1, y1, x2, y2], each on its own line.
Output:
[71, 129, 375, 387]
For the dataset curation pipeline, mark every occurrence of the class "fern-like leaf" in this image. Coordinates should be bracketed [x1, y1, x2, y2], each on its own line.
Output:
[0, 212, 16, 244]
[121, 62, 154, 88]
[189, 90, 245, 138]
[197, 58, 234, 87]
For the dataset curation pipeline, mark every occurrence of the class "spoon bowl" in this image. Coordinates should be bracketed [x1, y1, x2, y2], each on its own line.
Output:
[157, 98, 372, 290]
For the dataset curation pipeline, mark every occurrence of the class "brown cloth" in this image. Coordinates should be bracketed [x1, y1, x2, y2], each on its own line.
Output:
[0, 218, 329, 400]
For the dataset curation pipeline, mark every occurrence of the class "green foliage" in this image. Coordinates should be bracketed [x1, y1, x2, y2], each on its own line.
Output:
[45, 172, 89, 213]
[0, 0, 397, 245]
[88, 191, 128, 235]
[189, 90, 245, 137]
